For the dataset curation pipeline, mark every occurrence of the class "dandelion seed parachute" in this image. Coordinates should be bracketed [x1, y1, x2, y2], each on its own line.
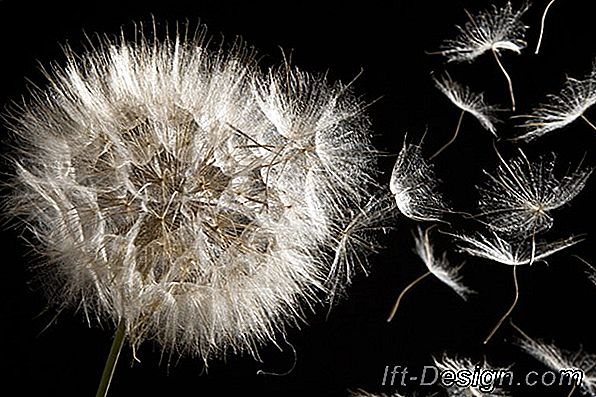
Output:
[456, 227, 583, 344]
[5, 24, 381, 362]
[436, 1, 529, 111]
[432, 73, 499, 136]
[327, 192, 396, 301]
[477, 149, 593, 239]
[386, 226, 472, 322]
[430, 73, 500, 159]
[455, 232, 583, 266]
[437, 1, 529, 63]
[517, 333, 596, 395]
[413, 226, 473, 299]
[433, 354, 512, 396]
[515, 61, 596, 141]
[389, 140, 450, 222]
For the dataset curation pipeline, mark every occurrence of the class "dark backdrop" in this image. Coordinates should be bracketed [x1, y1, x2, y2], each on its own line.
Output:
[0, 1, 594, 396]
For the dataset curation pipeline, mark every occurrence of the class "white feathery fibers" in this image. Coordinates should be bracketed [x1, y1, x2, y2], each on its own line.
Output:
[477, 149, 593, 239]
[437, 1, 529, 63]
[518, 334, 596, 395]
[433, 73, 499, 135]
[389, 140, 450, 222]
[327, 192, 396, 298]
[413, 227, 473, 299]
[455, 232, 582, 266]
[6, 27, 381, 362]
[433, 354, 511, 396]
[590, 268, 596, 287]
[436, 2, 528, 111]
[515, 62, 596, 141]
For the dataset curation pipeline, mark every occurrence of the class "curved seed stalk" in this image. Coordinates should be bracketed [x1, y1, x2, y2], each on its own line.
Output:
[484, 265, 519, 344]
[430, 110, 465, 160]
[492, 48, 516, 111]
[387, 271, 432, 322]
[535, 0, 557, 54]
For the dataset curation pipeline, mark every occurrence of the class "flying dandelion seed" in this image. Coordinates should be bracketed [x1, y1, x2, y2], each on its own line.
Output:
[455, 231, 582, 343]
[434, 353, 512, 396]
[535, 0, 557, 54]
[326, 192, 395, 304]
[573, 256, 596, 289]
[387, 226, 473, 322]
[413, 226, 473, 299]
[436, 1, 530, 111]
[456, 231, 582, 267]
[514, 61, 596, 141]
[430, 73, 500, 159]
[477, 148, 593, 239]
[4, 23, 382, 393]
[516, 329, 596, 396]
[389, 140, 450, 222]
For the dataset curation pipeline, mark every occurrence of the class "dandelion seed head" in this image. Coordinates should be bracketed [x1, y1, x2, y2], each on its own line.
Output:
[515, 62, 596, 141]
[389, 141, 450, 222]
[433, 74, 499, 135]
[5, 26, 380, 362]
[438, 1, 529, 63]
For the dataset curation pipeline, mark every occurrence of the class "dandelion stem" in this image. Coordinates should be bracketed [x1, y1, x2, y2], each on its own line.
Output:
[566, 382, 577, 397]
[535, 0, 556, 54]
[581, 114, 596, 131]
[509, 320, 531, 340]
[484, 265, 519, 344]
[387, 271, 432, 322]
[95, 319, 126, 397]
[430, 110, 465, 160]
[492, 48, 516, 111]
[529, 230, 537, 266]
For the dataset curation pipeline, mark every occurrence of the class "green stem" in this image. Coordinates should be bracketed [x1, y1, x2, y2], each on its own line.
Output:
[95, 319, 126, 397]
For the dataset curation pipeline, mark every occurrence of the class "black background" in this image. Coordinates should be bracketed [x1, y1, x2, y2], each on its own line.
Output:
[0, 1, 594, 396]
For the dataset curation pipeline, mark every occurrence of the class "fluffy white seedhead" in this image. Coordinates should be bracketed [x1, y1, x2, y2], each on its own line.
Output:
[434, 354, 511, 396]
[414, 227, 473, 299]
[518, 335, 596, 395]
[478, 149, 593, 239]
[455, 232, 582, 266]
[6, 27, 381, 362]
[437, 1, 529, 63]
[515, 62, 596, 141]
[433, 74, 499, 135]
[389, 141, 450, 222]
